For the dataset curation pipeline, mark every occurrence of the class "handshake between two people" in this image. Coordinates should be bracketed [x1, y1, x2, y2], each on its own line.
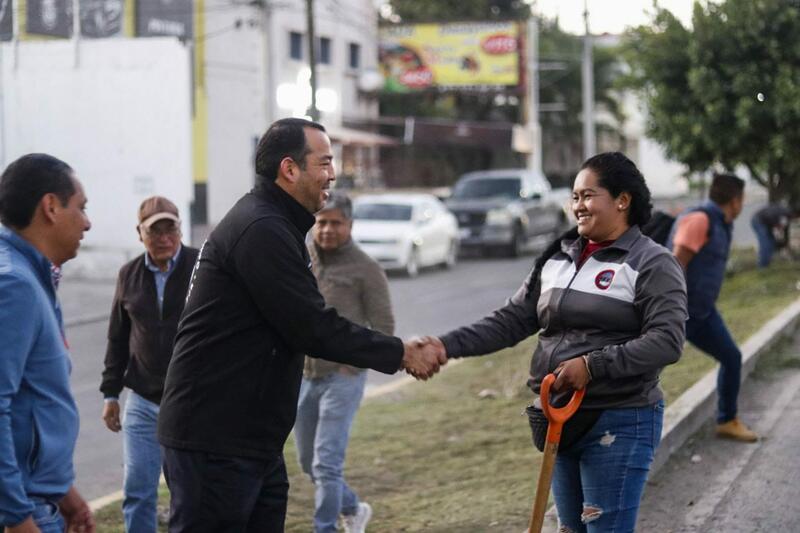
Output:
[400, 335, 448, 381]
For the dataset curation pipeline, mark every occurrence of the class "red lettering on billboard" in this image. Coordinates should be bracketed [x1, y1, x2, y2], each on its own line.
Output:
[399, 68, 434, 88]
[481, 34, 517, 55]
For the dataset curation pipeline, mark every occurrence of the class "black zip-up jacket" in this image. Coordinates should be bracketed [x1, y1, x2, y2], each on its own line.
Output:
[158, 181, 403, 458]
[99, 245, 199, 404]
[441, 226, 687, 409]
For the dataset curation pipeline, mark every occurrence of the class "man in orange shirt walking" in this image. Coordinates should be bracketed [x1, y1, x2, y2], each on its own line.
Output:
[667, 173, 757, 442]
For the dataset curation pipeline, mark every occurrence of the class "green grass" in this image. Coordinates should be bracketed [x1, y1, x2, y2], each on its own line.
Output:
[96, 252, 800, 532]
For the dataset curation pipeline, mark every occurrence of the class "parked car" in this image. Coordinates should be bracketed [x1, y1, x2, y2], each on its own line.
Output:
[352, 193, 459, 277]
[444, 169, 570, 256]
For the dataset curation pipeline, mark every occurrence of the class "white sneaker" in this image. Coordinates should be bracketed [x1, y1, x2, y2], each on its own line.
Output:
[342, 502, 372, 533]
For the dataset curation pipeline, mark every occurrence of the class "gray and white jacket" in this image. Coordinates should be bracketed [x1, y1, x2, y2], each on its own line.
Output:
[440, 225, 687, 410]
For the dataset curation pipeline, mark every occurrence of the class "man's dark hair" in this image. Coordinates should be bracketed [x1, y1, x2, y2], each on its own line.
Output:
[580, 151, 653, 227]
[0, 153, 75, 229]
[254, 118, 326, 183]
[709, 173, 745, 206]
[318, 191, 352, 219]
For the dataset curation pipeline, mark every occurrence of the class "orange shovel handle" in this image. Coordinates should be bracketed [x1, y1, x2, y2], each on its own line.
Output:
[540, 373, 585, 443]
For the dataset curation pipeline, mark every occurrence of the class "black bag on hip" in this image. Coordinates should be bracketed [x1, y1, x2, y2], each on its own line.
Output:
[525, 405, 602, 453]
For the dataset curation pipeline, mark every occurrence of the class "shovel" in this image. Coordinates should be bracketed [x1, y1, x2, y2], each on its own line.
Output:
[528, 373, 585, 533]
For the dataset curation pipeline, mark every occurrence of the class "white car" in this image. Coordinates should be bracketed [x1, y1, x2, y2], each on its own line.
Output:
[352, 193, 459, 277]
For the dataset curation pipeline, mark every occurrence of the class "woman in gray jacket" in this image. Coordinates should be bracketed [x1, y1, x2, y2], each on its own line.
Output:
[421, 152, 687, 532]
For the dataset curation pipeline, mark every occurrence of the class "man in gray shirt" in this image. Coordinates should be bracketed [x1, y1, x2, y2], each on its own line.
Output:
[294, 192, 393, 533]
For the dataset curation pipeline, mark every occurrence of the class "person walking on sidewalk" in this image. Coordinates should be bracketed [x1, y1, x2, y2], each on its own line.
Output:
[0, 154, 95, 533]
[294, 192, 392, 533]
[99, 196, 199, 532]
[667, 173, 758, 442]
[157, 118, 444, 533]
[750, 202, 793, 268]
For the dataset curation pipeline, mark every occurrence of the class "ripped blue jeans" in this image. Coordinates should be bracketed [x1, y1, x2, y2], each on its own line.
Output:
[551, 401, 664, 533]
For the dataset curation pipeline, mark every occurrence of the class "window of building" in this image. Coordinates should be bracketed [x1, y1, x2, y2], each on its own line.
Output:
[349, 42, 360, 69]
[289, 31, 303, 60]
[318, 37, 331, 64]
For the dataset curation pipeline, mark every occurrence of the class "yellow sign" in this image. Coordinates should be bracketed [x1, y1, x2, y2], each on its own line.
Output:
[379, 21, 520, 92]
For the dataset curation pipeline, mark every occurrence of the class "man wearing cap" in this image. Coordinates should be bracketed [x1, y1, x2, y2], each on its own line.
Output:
[99, 196, 199, 533]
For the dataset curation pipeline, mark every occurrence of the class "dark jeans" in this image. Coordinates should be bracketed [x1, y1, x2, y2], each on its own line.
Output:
[751, 217, 775, 268]
[162, 446, 289, 533]
[686, 307, 741, 423]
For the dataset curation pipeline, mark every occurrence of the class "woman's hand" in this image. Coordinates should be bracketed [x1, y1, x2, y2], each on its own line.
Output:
[553, 356, 591, 392]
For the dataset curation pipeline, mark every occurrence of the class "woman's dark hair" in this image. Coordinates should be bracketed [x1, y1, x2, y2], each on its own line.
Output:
[580, 151, 652, 227]
[254, 118, 326, 183]
[0, 153, 75, 229]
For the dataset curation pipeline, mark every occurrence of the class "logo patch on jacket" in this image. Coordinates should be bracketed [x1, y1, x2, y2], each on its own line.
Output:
[595, 269, 615, 290]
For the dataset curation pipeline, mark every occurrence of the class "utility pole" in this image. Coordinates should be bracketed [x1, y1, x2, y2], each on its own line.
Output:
[526, 16, 542, 175]
[305, 0, 318, 120]
[258, 0, 277, 124]
[581, 0, 596, 160]
[72, 0, 80, 67]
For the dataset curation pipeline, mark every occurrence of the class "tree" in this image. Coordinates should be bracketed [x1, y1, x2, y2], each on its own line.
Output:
[624, 0, 800, 207]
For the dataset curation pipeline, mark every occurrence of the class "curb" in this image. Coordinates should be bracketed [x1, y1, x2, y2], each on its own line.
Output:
[542, 296, 800, 531]
[652, 296, 800, 475]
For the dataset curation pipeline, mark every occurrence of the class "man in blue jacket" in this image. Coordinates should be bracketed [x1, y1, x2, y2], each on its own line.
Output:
[0, 154, 95, 532]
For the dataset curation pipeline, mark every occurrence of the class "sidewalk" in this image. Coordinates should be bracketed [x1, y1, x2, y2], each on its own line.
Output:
[638, 327, 800, 531]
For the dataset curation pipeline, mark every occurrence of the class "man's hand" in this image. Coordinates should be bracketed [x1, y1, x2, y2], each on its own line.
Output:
[5, 516, 40, 533]
[59, 486, 95, 533]
[102, 400, 121, 432]
[401, 337, 447, 380]
[553, 356, 590, 392]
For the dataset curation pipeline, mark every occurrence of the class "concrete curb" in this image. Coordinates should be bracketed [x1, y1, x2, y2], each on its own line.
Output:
[652, 296, 800, 475]
[542, 296, 800, 531]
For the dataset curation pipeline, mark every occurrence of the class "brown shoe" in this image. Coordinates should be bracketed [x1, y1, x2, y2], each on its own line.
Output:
[716, 417, 758, 442]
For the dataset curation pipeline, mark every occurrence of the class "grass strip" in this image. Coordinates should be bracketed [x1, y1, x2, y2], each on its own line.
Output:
[95, 253, 799, 532]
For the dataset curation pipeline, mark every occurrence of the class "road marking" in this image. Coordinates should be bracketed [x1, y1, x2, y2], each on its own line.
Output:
[363, 358, 464, 399]
[682, 370, 800, 531]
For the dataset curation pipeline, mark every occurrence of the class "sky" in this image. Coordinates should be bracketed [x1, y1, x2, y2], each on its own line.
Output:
[535, 0, 696, 35]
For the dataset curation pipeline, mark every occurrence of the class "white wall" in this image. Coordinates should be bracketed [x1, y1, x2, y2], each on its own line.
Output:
[201, 0, 381, 225]
[272, 0, 379, 125]
[0, 38, 193, 278]
[619, 91, 689, 198]
[204, 2, 267, 224]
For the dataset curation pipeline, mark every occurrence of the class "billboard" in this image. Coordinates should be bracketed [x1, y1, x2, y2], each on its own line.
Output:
[0, 0, 11, 41]
[379, 21, 520, 92]
[136, 0, 193, 39]
[27, 0, 73, 38]
[80, 0, 124, 38]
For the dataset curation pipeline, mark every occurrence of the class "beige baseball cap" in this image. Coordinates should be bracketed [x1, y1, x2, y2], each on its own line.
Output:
[137, 196, 180, 229]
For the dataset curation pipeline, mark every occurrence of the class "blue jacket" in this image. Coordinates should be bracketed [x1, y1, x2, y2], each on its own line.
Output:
[0, 228, 79, 527]
[666, 201, 732, 320]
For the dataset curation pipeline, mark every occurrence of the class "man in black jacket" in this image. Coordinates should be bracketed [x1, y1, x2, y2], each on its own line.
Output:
[158, 118, 444, 532]
[100, 196, 199, 533]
